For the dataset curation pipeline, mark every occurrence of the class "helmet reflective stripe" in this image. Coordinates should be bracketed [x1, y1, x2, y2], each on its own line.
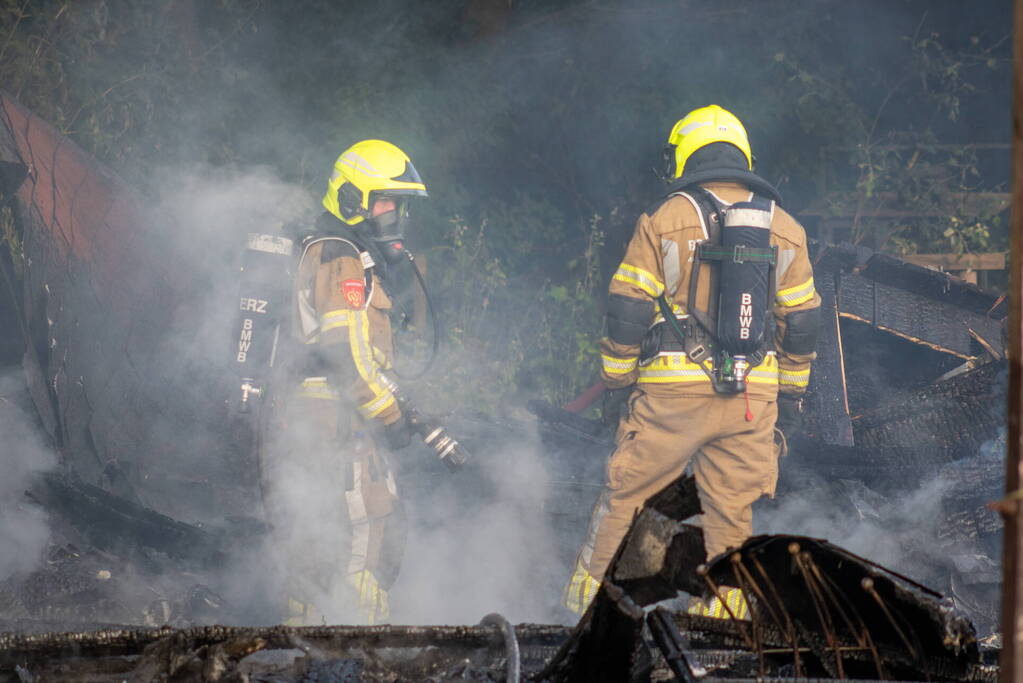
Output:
[677, 121, 711, 137]
[666, 104, 752, 178]
[339, 151, 385, 178]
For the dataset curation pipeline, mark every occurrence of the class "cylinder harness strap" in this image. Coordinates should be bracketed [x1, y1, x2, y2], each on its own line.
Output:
[656, 187, 777, 403]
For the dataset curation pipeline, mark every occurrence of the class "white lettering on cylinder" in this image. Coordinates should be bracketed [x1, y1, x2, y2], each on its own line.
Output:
[237, 318, 254, 362]
[738, 292, 752, 339]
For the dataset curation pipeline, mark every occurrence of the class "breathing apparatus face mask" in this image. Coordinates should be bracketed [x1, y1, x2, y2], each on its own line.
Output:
[366, 196, 411, 265]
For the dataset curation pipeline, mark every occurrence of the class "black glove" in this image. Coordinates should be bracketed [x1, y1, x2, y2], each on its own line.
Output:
[601, 386, 633, 427]
[382, 414, 414, 450]
[775, 394, 803, 440]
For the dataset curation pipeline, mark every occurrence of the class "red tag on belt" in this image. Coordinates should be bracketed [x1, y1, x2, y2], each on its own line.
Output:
[341, 278, 365, 308]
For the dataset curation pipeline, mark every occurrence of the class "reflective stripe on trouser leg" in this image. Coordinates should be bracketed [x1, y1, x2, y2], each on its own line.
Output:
[563, 488, 611, 613]
[345, 460, 370, 576]
[344, 434, 403, 624]
[563, 559, 601, 615]
[347, 569, 390, 625]
[688, 587, 750, 620]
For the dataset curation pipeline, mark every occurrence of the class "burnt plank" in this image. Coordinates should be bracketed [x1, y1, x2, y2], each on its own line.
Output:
[875, 281, 973, 356]
[859, 251, 1004, 317]
[836, 273, 1002, 358]
[803, 268, 854, 446]
[835, 270, 874, 320]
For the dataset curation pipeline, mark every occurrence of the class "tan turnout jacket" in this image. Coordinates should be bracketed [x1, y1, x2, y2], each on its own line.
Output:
[600, 181, 820, 400]
[294, 237, 402, 425]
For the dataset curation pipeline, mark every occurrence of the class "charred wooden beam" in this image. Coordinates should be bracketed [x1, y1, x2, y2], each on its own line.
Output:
[25, 472, 228, 569]
[540, 475, 707, 683]
[0, 623, 570, 682]
[804, 257, 854, 446]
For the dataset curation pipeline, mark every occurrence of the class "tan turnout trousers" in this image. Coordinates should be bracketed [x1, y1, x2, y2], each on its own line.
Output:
[581, 387, 778, 579]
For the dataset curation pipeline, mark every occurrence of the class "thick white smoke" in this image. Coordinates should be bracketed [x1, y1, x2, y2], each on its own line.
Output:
[755, 473, 956, 575]
[391, 427, 560, 624]
[145, 165, 568, 626]
[0, 372, 56, 581]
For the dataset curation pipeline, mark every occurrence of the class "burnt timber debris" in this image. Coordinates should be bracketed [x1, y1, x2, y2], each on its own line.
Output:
[0, 90, 1011, 679]
[541, 476, 994, 682]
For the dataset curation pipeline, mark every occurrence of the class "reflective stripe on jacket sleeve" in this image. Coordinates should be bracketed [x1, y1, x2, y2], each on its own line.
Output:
[319, 307, 395, 419]
[776, 276, 816, 307]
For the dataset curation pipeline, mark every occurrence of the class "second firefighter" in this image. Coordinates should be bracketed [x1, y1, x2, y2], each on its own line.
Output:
[261, 139, 428, 625]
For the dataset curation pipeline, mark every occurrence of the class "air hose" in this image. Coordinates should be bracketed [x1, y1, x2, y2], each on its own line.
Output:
[389, 249, 440, 381]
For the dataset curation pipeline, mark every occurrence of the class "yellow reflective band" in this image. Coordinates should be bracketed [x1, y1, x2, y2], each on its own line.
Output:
[638, 353, 711, 383]
[688, 587, 750, 620]
[359, 390, 395, 419]
[601, 354, 638, 375]
[372, 345, 392, 370]
[652, 302, 687, 326]
[613, 262, 664, 297]
[348, 570, 389, 625]
[747, 370, 780, 384]
[776, 277, 816, 307]
[779, 367, 811, 387]
[346, 308, 391, 403]
[747, 354, 779, 385]
[563, 560, 601, 615]
[298, 378, 341, 401]
[320, 308, 353, 332]
[639, 352, 779, 385]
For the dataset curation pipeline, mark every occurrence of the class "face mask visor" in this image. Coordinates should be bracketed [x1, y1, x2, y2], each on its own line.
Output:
[368, 196, 411, 264]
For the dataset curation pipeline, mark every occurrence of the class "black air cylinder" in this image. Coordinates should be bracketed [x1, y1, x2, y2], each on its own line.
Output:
[232, 233, 293, 406]
[716, 199, 773, 355]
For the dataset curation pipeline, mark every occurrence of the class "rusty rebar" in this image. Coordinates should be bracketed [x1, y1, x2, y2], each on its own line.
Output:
[750, 552, 803, 676]
[730, 553, 765, 676]
[792, 545, 846, 679]
[860, 576, 921, 668]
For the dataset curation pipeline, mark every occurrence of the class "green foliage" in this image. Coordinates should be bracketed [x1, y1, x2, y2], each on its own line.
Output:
[775, 20, 1010, 256]
[418, 203, 606, 413]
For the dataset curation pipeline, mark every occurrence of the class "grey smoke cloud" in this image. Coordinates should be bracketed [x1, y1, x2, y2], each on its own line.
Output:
[391, 427, 560, 624]
[141, 163, 569, 626]
[756, 473, 956, 575]
[0, 372, 56, 581]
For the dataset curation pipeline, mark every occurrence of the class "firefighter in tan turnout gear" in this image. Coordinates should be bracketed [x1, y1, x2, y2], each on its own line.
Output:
[262, 140, 428, 625]
[564, 105, 821, 616]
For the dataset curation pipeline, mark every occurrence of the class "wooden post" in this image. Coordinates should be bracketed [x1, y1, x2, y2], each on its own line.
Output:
[1001, 0, 1023, 678]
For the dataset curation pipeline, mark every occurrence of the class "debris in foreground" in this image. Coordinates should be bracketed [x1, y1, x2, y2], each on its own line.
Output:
[0, 476, 998, 682]
[542, 476, 995, 683]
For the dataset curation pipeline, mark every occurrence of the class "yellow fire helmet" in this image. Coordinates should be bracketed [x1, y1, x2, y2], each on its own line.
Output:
[664, 105, 753, 180]
[322, 139, 428, 226]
